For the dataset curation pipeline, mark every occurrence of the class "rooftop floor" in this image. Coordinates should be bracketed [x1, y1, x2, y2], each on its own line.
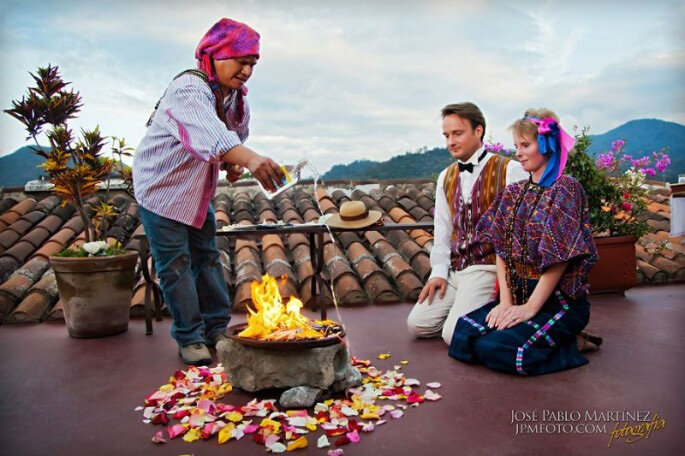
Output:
[1, 283, 683, 456]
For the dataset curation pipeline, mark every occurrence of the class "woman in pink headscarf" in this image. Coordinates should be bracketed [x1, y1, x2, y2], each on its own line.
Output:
[133, 18, 285, 365]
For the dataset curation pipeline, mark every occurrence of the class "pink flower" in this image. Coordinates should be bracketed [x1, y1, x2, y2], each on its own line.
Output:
[611, 139, 625, 152]
[621, 202, 633, 212]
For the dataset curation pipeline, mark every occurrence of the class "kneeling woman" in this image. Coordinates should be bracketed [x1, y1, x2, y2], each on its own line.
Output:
[448, 109, 599, 375]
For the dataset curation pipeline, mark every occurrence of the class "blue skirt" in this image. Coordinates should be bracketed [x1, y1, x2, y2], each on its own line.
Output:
[448, 284, 590, 376]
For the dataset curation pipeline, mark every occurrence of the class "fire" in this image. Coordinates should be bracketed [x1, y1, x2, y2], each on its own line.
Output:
[238, 274, 334, 341]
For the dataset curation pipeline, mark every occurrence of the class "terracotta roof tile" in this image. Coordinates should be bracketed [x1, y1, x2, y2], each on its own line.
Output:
[0, 274, 36, 319]
[302, 208, 321, 223]
[0, 199, 36, 229]
[215, 210, 230, 227]
[332, 273, 367, 305]
[409, 206, 432, 222]
[52, 203, 76, 221]
[258, 208, 278, 223]
[637, 260, 668, 282]
[0, 230, 21, 252]
[62, 216, 85, 234]
[4, 241, 37, 264]
[397, 197, 418, 212]
[0, 257, 21, 284]
[646, 219, 670, 232]
[318, 197, 337, 215]
[21, 210, 47, 225]
[650, 256, 683, 276]
[233, 283, 253, 311]
[347, 241, 398, 303]
[291, 244, 313, 282]
[46, 299, 63, 320]
[335, 232, 359, 250]
[331, 190, 351, 205]
[0, 198, 19, 215]
[5, 270, 58, 323]
[635, 244, 652, 263]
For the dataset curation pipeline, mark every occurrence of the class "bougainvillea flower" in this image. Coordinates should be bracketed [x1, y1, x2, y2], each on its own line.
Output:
[287, 436, 308, 451]
[152, 431, 166, 444]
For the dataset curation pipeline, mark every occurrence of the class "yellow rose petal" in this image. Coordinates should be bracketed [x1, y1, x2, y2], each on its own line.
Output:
[287, 436, 308, 451]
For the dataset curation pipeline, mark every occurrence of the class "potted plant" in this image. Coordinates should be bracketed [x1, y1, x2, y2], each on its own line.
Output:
[565, 129, 670, 293]
[5, 64, 138, 337]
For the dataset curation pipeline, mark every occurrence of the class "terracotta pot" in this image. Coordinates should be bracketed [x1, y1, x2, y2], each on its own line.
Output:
[589, 235, 637, 294]
[50, 252, 138, 337]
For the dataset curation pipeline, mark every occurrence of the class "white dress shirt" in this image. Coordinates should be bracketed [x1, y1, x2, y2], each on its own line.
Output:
[429, 148, 529, 280]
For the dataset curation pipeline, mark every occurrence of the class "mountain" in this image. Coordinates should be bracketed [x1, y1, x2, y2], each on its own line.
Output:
[585, 119, 685, 182]
[0, 146, 49, 187]
[322, 119, 685, 183]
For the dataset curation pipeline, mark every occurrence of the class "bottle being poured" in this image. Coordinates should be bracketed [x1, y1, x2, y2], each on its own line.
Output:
[257, 159, 308, 200]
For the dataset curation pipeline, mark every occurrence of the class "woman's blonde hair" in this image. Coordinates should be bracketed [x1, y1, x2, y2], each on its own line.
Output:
[510, 108, 560, 139]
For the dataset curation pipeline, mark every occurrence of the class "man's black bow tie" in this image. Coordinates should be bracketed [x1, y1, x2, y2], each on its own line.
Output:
[457, 150, 488, 173]
[458, 162, 475, 173]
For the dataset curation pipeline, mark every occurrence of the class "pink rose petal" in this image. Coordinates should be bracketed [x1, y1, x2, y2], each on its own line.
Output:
[404, 378, 420, 386]
[390, 410, 404, 419]
[167, 424, 186, 439]
[265, 434, 281, 448]
[327, 449, 345, 456]
[243, 424, 259, 434]
[346, 430, 360, 443]
[152, 430, 166, 444]
[426, 382, 442, 389]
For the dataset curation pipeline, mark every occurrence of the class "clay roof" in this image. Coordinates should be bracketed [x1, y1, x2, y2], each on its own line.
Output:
[0, 180, 683, 325]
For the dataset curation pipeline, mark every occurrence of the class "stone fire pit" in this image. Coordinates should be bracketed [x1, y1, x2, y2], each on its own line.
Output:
[217, 324, 362, 408]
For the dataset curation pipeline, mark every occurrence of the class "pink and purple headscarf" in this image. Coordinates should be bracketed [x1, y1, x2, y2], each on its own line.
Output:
[523, 116, 575, 187]
[195, 18, 260, 94]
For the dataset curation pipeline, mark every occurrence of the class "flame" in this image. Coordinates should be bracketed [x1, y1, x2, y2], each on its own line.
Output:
[238, 274, 332, 340]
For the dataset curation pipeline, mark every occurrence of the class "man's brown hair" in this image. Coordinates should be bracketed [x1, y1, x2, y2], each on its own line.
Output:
[441, 102, 486, 141]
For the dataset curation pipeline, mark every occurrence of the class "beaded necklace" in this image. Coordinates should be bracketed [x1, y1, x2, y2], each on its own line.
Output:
[503, 177, 545, 306]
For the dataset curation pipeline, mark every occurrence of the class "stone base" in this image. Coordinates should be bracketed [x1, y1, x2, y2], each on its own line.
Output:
[216, 339, 361, 393]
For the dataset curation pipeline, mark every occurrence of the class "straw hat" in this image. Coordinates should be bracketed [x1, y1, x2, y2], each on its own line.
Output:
[326, 201, 383, 229]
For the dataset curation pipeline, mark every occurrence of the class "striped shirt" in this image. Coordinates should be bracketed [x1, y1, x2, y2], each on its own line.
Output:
[133, 73, 250, 228]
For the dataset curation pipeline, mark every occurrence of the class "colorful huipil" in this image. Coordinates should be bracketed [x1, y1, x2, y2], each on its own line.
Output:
[448, 175, 599, 375]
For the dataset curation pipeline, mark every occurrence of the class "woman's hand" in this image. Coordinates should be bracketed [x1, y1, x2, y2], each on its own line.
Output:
[245, 154, 285, 193]
[485, 302, 513, 329]
[498, 303, 538, 330]
[224, 163, 244, 183]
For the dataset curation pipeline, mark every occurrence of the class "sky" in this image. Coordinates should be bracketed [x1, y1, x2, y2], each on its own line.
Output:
[1, 0, 683, 175]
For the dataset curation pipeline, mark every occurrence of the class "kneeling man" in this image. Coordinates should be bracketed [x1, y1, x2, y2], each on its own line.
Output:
[407, 102, 527, 344]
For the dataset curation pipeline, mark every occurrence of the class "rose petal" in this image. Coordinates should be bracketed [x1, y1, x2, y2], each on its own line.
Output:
[346, 430, 360, 443]
[424, 390, 442, 401]
[327, 450, 345, 456]
[361, 422, 375, 432]
[377, 353, 391, 360]
[426, 382, 442, 389]
[287, 436, 308, 451]
[265, 434, 281, 448]
[243, 424, 259, 434]
[268, 442, 287, 453]
[167, 424, 187, 439]
[376, 419, 387, 425]
[390, 410, 404, 419]
[404, 378, 420, 386]
[151, 431, 166, 444]
[317, 435, 331, 448]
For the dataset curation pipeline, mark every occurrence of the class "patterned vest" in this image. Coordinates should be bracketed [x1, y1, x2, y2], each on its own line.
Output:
[443, 154, 511, 271]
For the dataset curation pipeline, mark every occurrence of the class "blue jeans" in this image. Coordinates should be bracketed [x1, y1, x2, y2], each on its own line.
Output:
[139, 205, 231, 346]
